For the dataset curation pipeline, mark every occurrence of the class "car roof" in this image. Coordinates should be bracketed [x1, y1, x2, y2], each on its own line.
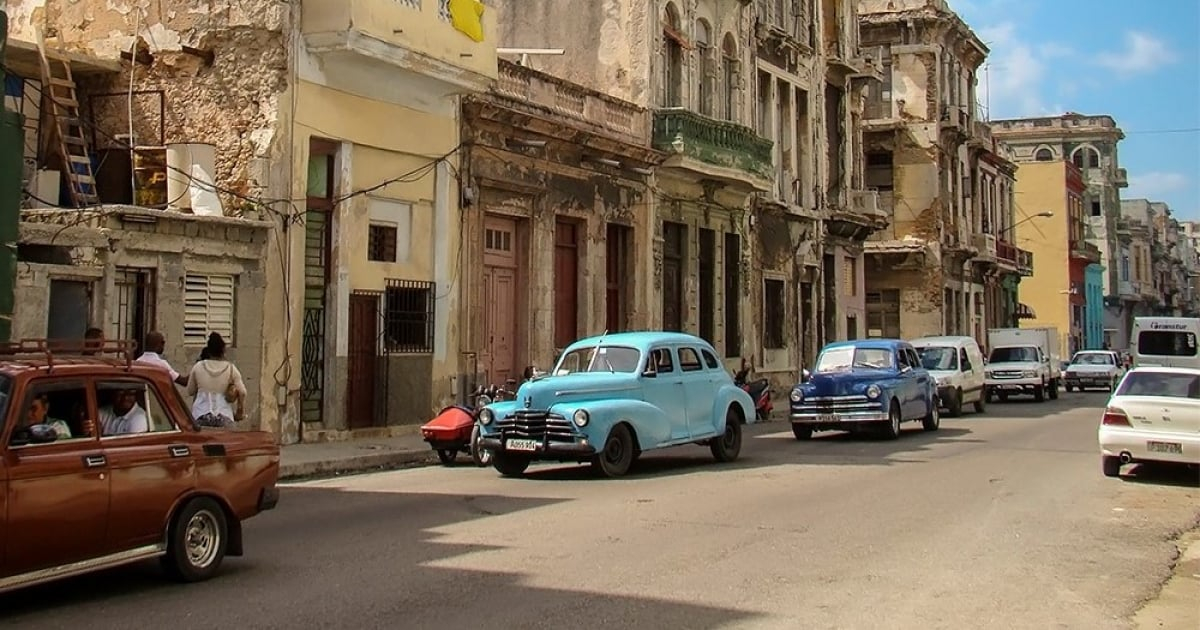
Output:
[911, 336, 976, 346]
[1125, 366, 1200, 375]
[823, 338, 907, 351]
[566, 331, 714, 351]
[0, 359, 170, 380]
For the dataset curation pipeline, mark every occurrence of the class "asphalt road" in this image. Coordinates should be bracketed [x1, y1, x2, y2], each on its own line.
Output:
[3, 390, 1198, 630]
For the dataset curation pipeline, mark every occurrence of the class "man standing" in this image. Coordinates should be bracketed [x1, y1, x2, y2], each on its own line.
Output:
[136, 330, 189, 386]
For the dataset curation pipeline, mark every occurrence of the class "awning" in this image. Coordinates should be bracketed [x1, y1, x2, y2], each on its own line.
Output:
[1016, 303, 1036, 319]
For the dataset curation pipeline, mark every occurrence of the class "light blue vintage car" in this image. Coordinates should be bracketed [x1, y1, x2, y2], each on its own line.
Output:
[789, 339, 940, 440]
[475, 332, 756, 478]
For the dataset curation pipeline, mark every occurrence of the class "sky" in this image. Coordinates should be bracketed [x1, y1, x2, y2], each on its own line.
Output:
[950, 0, 1200, 220]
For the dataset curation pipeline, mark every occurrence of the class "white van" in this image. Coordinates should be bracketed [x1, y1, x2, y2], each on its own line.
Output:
[1131, 317, 1200, 369]
[912, 336, 988, 416]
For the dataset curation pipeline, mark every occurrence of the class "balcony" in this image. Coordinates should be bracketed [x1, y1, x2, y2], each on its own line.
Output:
[1017, 248, 1034, 276]
[972, 233, 997, 258]
[493, 61, 648, 142]
[996, 239, 1029, 275]
[1114, 167, 1128, 189]
[302, 0, 498, 96]
[1070, 240, 1103, 264]
[828, 190, 889, 239]
[652, 108, 773, 191]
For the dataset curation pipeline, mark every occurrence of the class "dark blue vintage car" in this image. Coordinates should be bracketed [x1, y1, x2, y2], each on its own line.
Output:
[789, 339, 940, 440]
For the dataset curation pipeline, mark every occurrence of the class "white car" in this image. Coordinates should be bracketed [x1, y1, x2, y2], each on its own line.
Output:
[1099, 367, 1200, 477]
[1064, 350, 1125, 392]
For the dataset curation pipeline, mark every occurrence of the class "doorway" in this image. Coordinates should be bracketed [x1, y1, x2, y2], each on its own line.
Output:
[554, 220, 579, 349]
[662, 221, 687, 332]
[606, 224, 632, 332]
[346, 292, 379, 429]
[483, 215, 521, 384]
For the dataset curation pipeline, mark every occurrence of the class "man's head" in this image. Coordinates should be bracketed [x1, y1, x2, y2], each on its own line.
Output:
[145, 330, 166, 354]
[24, 394, 50, 426]
[111, 388, 139, 415]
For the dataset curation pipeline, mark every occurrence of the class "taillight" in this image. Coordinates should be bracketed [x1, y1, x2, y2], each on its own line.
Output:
[1101, 407, 1132, 427]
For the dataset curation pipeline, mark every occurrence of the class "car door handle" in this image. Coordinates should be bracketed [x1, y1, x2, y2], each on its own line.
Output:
[82, 454, 106, 468]
[169, 445, 190, 458]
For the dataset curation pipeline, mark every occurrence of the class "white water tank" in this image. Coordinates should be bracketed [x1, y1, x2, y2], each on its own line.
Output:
[165, 142, 216, 211]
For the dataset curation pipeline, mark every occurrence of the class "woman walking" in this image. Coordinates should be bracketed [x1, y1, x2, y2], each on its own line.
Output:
[187, 332, 246, 428]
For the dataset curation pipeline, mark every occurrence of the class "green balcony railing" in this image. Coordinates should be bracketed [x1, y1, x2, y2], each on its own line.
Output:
[651, 108, 773, 181]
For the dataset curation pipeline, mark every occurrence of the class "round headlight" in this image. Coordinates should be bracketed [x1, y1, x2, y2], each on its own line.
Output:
[866, 384, 882, 399]
[479, 408, 494, 425]
[572, 409, 589, 427]
[476, 394, 492, 407]
[790, 388, 803, 402]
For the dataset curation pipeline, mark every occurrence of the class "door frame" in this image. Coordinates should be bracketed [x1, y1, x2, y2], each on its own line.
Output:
[346, 292, 381, 429]
[480, 212, 529, 386]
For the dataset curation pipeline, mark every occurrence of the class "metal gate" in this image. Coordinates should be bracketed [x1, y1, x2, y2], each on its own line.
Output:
[347, 290, 392, 428]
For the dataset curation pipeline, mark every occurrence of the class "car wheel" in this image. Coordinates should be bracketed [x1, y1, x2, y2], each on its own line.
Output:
[1102, 455, 1122, 478]
[711, 408, 743, 462]
[436, 449, 456, 465]
[1048, 380, 1059, 400]
[492, 453, 531, 477]
[791, 424, 813, 440]
[162, 497, 228, 583]
[1034, 383, 1046, 402]
[946, 388, 963, 417]
[922, 398, 940, 432]
[470, 424, 493, 467]
[973, 393, 986, 414]
[1065, 384, 1074, 393]
[881, 400, 901, 440]
[592, 423, 635, 478]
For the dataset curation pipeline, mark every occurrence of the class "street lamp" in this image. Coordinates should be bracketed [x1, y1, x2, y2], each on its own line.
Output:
[1003, 211, 1053, 239]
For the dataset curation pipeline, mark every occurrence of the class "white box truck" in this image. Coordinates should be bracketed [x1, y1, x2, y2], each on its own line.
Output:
[985, 327, 1061, 402]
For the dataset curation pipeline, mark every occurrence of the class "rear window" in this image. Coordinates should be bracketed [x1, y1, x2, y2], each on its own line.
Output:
[1137, 331, 1197, 357]
[1116, 371, 1200, 398]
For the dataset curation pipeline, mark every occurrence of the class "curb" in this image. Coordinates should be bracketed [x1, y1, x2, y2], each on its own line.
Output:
[280, 449, 439, 481]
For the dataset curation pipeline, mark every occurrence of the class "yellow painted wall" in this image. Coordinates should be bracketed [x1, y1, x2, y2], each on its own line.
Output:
[1015, 161, 1072, 354]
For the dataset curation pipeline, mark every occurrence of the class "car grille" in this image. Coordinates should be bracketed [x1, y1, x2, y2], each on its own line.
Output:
[496, 410, 577, 442]
[991, 370, 1024, 379]
[792, 394, 876, 414]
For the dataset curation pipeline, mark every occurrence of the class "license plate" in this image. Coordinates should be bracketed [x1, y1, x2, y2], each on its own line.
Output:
[818, 413, 838, 423]
[1147, 441, 1183, 454]
[506, 439, 540, 452]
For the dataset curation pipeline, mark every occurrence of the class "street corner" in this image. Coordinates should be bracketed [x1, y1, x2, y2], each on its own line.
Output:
[1133, 527, 1200, 630]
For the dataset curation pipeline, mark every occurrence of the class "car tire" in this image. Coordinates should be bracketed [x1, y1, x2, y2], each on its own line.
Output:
[791, 424, 813, 440]
[881, 400, 902, 440]
[592, 423, 635, 478]
[1034, 383, 1046, 402]
[946, 388, 963, 417]
[493, 453, 531, 477]
[973, 393, 986, 414]
[436, 449, 456, 465]
[1048, 380, 1059, 400]
[1102, 455, 1122, 478]
[162, 497, 228, 583]
[711, 408, 743, 463]
[922, 398, 940, 432]
[1065, 384, 1074, 393]
[470, 424, 493, 467]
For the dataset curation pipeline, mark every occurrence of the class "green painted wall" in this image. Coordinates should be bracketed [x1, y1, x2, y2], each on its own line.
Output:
[1, 9, 19, 341]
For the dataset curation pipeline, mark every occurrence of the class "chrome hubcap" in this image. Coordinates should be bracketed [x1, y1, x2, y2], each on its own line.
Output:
[605, 436, 625, 463]
[185, 510, 220, 568]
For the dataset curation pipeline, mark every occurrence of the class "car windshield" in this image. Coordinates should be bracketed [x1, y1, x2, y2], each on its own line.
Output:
[814, 347, 894, 372]
[918, 346, 958, 371]
[1071, 352, 1114, 366]
[555, 345, 641, 374]
[989, 346, 1038, 363]
[1116, 371, 1200, 399]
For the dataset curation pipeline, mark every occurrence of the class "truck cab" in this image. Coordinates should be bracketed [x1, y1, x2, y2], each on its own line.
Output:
[984, 327, 1062, 403]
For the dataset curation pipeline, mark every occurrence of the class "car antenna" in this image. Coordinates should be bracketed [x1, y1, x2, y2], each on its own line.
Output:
[585, 329, 609, 372]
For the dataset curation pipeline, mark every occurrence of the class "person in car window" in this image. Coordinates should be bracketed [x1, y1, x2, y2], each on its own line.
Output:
[99, 388, 149, 436]
[24, 394, 73, 439]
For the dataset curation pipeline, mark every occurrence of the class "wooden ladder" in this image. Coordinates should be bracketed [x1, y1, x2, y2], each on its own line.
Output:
[35, 31, 99, 207]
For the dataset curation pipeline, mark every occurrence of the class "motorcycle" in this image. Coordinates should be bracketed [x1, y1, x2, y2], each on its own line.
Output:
[420, 383, 513, 466]
[733, 360, 772, 421]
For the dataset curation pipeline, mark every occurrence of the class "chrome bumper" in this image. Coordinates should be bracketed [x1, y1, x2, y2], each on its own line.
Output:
[790, 411, 889, 424]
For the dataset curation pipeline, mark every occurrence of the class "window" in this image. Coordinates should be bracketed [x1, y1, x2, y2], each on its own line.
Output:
[11, 379, 91, 445]
[1138, 331, 1197, 357]
[679, 347, 703, 371]
[384, 279, 435, 353]
[183, 273, 235, 345]
[843, 256, 857, 296]
[696, 20, 713, 116]
[763, 279, 785, 349]
[1034, 148, 1053, 161]
[649, 347, 675, 373]
[866, 290, 901, 338]
[96, 379, 177, 436]
[1091, 200, 1102, 217]
[368, 224, 398, 262]
[112, 267, 155, 351]
[701, 349, 721, 369]
[555, 346, 641, 374]
[1116, 371, 1200, 399]
[661, 4, 684, 107]
[48, 279, 93, 341]
[960, 348, 973, 370]
[721, 34, 738, 120]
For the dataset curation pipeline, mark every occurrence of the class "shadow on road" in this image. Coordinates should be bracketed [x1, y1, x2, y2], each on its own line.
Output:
[0, 488, 765, 629]
[1120, 463, 1200, 488]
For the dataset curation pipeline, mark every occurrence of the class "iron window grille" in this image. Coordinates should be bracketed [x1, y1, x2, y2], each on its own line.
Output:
[368, 224, 398, 262]
[384, 279, 436, 353]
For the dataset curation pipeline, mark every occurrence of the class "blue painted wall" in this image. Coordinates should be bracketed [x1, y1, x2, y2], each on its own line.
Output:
[1084, 264, 1105, 349]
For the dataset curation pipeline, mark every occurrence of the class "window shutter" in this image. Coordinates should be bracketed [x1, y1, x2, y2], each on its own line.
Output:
[183, 274, 236, 345]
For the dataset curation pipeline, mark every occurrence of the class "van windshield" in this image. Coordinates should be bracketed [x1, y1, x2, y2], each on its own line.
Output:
[1138, 331, 1197, 357]
[989, 346, 1038, 363]
[918, 346, 958, 371]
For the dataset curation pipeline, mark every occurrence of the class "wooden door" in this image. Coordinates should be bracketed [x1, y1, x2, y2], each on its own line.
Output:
[606, 224, 630, 332]
[698, 228, 715, 343]
[483, 217, 519, 385]
[662, 222, 686, 332]
[554, 221, 579, 349]
[346, 293, 378, 429]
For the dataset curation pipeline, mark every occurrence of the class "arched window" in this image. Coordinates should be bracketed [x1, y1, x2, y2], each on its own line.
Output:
[1034, 147, 1053, 162]
[696, 20, 713, 116]
[721, 33, 738, 120]
[1072, 146, 1100, 169]
[661, 4, 684, 107]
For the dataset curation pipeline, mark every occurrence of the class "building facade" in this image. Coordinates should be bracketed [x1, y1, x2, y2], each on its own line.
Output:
[7, 0, 498, 443]
[858, 0, 1027, 347]
[460, 60, 661, 383]
[989, 113, 1130, 347]
[1010, 160, 1101, 358]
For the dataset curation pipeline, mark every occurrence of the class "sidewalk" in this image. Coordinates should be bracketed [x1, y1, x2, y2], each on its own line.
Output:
[1133, 528, 1200, 629]
[279, 396, 789, 481]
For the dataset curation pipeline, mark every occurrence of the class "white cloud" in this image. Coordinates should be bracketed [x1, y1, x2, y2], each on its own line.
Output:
[1127, 172, 1189, 199]
[977, 22, 1061, 119]
[1095, 32, 1176, 76]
